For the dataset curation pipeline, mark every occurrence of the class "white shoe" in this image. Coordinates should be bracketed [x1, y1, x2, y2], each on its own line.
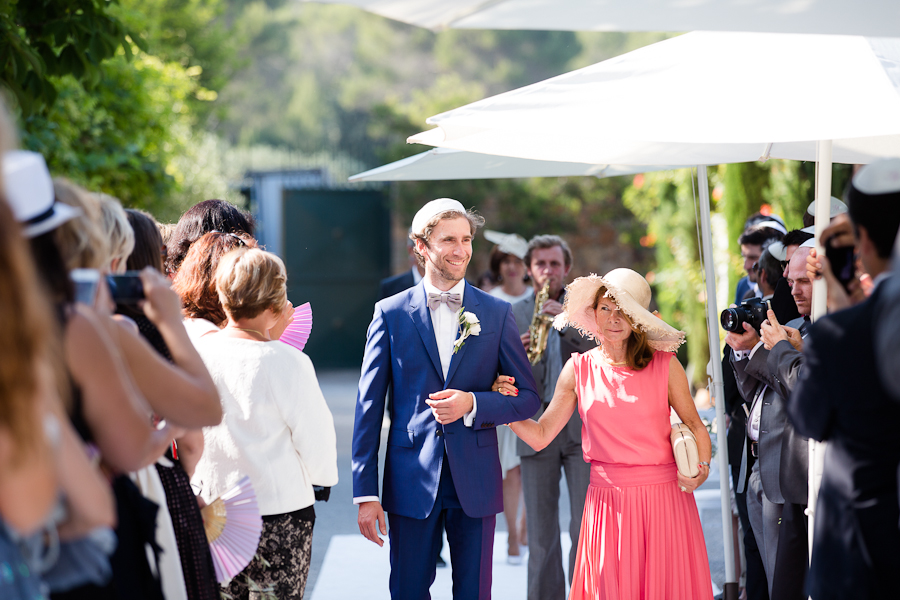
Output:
[507, 555, 523, 565]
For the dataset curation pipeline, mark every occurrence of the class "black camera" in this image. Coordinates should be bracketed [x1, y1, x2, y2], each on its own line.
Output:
[721, 297, 768, 334]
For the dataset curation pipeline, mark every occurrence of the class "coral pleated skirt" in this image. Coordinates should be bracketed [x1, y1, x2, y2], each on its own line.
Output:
[569, 462, 714, 600]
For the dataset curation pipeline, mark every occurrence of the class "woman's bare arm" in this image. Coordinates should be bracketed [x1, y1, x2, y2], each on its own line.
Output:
[175, 430, 204, 479]
[47, 397, 116, 540]
[68, 306, 175, 473]
[109, 269, 221, 429]
[508, 358, 578, 452]
[667, 355, 712, 491]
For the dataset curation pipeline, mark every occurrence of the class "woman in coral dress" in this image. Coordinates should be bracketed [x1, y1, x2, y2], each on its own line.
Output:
[506, 268, 713, 599]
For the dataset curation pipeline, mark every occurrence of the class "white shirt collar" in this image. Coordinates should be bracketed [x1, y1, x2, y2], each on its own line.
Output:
[411, 266, 423, 284]
[422, 277, 466, 300]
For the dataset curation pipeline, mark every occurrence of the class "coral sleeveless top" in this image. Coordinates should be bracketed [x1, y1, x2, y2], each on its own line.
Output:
[572, 349, 675, 467]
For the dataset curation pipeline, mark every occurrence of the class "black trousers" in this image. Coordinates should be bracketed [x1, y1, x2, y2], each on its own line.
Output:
[770, 502, 808, 600]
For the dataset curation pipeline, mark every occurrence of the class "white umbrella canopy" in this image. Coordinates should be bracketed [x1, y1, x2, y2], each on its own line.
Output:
[349, 147, 685, 181]
[408, 32, 900, 165]
[307, 0, 900, 37]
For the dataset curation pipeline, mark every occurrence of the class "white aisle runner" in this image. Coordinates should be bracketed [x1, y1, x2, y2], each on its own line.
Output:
[309, 532, 568, 600]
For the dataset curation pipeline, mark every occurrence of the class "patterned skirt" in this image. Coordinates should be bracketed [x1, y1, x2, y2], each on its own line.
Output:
[224, 506, 316, 600]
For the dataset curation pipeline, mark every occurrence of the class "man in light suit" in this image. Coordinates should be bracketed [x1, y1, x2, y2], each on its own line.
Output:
[510, 235, 594, 600]
[353, 198, 540, 600]
[790, 158, 900, 600]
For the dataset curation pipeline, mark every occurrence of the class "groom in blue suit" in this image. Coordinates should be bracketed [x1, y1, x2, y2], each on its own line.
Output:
[353, 198, 540, 599]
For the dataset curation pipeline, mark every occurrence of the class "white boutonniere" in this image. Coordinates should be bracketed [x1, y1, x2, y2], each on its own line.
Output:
[453, 308, 481, 354]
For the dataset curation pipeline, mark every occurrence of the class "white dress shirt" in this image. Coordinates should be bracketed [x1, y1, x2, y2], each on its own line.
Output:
[422, 279, 477, 427]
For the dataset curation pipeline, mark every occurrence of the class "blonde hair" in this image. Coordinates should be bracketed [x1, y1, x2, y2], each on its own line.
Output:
[215, 248, 287, 321]
[158, 223, 176, 246]
[52, 179, 110, 269]
[97, 194, 135, 271]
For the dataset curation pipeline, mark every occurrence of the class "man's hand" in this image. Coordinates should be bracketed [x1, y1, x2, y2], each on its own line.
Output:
[358, 501, 386, 547]
[724, 321, 760, 352]
[425, 389, 474, 424]
[540, 299, 564, 317]
[520, 331, 531, 350]
[760, 309, 791, 351]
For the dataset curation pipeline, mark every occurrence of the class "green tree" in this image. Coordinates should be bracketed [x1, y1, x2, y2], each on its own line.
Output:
[22, 49, 210, 221]
[623, 169, 713, 387]
[0, 0, 139, 115]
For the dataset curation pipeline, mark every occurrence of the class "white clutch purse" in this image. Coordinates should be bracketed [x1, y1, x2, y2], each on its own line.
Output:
[670, 423, 700, 478]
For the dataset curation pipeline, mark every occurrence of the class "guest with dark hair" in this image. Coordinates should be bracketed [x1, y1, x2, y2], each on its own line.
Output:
[485, 230, 532, 305]
[165, 200, 254, 276]
[735, 218, 786, 303]
[125, 209, 166, 274]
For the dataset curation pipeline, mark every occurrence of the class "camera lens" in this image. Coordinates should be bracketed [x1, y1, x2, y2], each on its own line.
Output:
[721, 309, 739, 332]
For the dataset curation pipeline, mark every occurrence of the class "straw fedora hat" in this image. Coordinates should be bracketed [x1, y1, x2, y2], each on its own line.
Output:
[554, 268, 685, 352]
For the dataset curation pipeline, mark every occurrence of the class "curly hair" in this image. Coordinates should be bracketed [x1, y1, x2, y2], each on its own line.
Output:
[165, 200, 255, 276]
[172, 231, 258, 326]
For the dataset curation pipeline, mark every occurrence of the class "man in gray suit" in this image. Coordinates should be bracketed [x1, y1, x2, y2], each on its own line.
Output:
[726, 245, 812, 600]
[509, 235, 595, 600]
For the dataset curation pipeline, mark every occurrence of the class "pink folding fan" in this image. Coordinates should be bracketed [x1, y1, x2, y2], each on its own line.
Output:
[279, 302, 312, 352]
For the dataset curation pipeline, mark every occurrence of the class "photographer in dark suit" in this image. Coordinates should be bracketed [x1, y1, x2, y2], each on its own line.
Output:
[725, 245, 810, 600]
[790, 158, 900, 600]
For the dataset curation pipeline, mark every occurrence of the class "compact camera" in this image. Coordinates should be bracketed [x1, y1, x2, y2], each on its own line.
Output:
[721, 297, 768, 334]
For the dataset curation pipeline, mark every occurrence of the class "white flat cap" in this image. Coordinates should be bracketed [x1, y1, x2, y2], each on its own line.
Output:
[767, 241, 787, 262]
[807, 196, 848, 218]
[852, 158, 900, 195]
[411, 198, 467, 235]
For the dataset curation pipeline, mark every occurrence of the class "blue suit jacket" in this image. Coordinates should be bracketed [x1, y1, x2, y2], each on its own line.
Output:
[352, 281, 540, 519]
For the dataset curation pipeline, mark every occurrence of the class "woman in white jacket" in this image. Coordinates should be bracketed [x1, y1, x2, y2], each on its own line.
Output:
[192, 247, 338, 600]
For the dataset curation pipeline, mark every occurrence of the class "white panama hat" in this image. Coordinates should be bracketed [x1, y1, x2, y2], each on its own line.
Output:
[483, 230, 528, 259]
[554, 268, 685, 352]
[3, 150, 80, 238]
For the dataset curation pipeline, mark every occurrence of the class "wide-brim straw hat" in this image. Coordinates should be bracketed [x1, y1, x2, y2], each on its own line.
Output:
[554, 268, 685, 352]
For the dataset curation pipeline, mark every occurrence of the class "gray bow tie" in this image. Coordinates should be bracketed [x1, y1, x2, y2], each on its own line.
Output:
[427, 292, 462, 311]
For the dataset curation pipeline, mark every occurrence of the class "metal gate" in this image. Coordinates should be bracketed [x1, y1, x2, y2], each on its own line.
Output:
[282, 189, 390, 369]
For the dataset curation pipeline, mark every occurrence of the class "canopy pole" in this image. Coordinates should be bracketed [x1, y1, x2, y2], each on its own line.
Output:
[807, 140, 833, 558]
[697, 165, 738, 600]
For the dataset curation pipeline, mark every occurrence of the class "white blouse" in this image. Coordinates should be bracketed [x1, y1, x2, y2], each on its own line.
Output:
[191, 336, 338, 515]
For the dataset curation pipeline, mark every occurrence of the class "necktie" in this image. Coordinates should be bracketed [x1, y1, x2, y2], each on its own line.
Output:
[427, 292, 462, 312]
